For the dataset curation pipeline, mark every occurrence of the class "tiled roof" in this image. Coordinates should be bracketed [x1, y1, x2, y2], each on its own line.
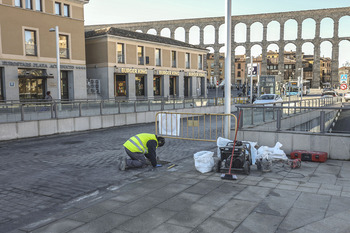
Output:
[85, 27, 208, 51]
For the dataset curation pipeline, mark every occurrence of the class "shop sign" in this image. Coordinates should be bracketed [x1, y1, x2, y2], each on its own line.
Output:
[187, 72, 206, 77]
[120, 68, 148, 74]
[1, 61, 85, 70]
[158, 70, 180, 76]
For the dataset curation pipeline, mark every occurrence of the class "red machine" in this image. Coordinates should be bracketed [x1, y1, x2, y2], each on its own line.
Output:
[290, 150, 328, 162]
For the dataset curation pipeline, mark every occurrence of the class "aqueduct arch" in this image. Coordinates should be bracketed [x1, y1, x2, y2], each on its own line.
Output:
[86, 7, 350, 88]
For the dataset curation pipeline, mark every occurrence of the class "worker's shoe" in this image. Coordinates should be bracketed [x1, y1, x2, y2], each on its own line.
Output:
[119, 157, 127, 171]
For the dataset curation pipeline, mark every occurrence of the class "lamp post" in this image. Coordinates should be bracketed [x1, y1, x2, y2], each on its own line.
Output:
[224, 0, 232, 139]
[49, 26, 61, 100]
[298, 67, 303, 101]
[250, 55, 253, 104]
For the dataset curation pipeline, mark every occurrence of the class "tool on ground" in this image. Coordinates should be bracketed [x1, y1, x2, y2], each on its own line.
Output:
[290, 150, 327, 162]
[221, 111, 242, 180]
[287, 158, 301, 169]
[156, 164, 162, 167]
[167, 164, 177, 169]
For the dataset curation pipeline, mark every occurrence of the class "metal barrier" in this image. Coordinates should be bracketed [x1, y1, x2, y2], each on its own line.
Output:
[155, 112, 237, 142]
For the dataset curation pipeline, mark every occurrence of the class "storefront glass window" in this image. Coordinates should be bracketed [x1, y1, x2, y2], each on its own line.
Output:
[135, 76, 145, 96]
[169, 76, 176, 96]
[18, 69, 47, 100]
[153, 76, 161, 96]
[115, 75, 126, 96]
[61, 71, 69, 100]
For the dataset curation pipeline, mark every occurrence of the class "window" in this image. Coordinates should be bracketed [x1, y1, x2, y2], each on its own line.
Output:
[55, 2, 61, 15]
[15, 0, 22, 7]
[198, 54, 203, 70]
[135, 76, 145, 96]
[155, 48, 161, 66]
[138, 46, 144, 65]
[238, 63, 241, 69]
[63, 4, 70, 17]
[25, 0, 32, 9]
[117, 43, 125, 63]
[25, 30, 37, 56]
[210, 63, 214, 68]
[185, 53, 190, 69]
[171, 51, 176, 68]
[59, 35, 69, 58]
[238, 71, 241, 77]
[115, 75, 126, 96]
[35, 0, 42, 11]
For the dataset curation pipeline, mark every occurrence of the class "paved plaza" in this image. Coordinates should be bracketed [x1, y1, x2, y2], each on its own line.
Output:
[1, 122, 350, 232]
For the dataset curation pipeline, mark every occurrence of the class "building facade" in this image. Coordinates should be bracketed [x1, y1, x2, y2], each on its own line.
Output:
[0, 0, 89, 101]
[85, 27, 208, 100]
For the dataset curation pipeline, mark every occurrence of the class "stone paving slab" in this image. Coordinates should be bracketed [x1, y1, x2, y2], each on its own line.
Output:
[2, 123, 350, 232]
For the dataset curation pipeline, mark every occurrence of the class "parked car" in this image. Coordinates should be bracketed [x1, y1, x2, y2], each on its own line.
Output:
[344, 92, 350, 102]
[321, 90, 338, 97]
[253, 94, 283, 106]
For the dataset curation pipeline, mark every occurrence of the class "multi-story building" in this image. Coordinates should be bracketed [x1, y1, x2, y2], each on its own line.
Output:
[0, 0, 89, 101]
[206, 53, 224, 86]
[85, 27, 208, 100]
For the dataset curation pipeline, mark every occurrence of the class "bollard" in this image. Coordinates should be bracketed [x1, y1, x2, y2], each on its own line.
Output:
[276, 109, 282, 131]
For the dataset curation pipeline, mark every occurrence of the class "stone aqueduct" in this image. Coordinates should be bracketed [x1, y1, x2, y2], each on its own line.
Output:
[86, 7, 350, 88]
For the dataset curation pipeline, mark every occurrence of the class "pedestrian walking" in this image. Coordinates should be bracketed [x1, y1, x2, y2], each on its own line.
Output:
[119, 133, 165, 170]
[45, 91, 53, 101]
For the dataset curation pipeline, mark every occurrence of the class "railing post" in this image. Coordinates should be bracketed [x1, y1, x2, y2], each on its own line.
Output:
[161, 98, 164, 110]
[251, 108, 254, 125]
[148, 100, 151, 111]
[20, 104, 24, 121]
[192, 98, 195, 108]
[173, 99, 175, 109]
[100, 101, 103, 115]
[79, 102, 82, 117]
[201, 98, 203, 107]
[183, 99, 186, 108]
[320, 111, 325, 133]
[51, 103, 54, 119]
[263, 107, 265, 122]
[215, 97, 218, 106]
[118, 101, 121, 114]
[134, 101, 137, 112]
[54, 103, 58, 118]
[276, 109, 282, 131]
[239, 108, 243, 129]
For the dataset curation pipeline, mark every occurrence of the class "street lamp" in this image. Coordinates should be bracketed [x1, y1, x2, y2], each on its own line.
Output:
[49, 26, 61, 100]
[298, 67, 304, 101]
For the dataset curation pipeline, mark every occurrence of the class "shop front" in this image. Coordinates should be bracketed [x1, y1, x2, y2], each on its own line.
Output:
[169, 76, 177, 97]
[115, 74, 127, 97]
[135, 75, 145, 97]
[18, 68, 53, 101]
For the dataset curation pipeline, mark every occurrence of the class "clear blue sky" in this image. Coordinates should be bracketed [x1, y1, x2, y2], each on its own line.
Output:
[84, 0, 350, 25]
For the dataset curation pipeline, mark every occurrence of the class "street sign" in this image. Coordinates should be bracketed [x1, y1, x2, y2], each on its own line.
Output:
[340, 74, 348, 84]
[340, 83, 348, 90]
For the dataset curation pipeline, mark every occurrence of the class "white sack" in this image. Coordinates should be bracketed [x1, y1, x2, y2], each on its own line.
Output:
[194, 151, 214, 173]
[256, 142, 288, 161]
[245, 141, 258, 165]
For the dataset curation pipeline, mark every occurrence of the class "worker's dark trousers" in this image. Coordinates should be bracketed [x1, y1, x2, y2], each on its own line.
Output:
[125, 148, 147, 168]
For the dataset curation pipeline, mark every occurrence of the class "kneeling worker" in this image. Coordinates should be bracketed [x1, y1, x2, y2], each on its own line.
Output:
[119, 133, 165, 170]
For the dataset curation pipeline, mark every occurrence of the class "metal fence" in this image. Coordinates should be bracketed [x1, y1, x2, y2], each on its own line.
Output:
[236, 96, 348, 133]
[155, 112, 237, 142]
[0, 97, 244, 123]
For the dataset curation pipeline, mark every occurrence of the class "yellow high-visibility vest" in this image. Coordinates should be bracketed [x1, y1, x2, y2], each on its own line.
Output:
[123, 133, 158, 153]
